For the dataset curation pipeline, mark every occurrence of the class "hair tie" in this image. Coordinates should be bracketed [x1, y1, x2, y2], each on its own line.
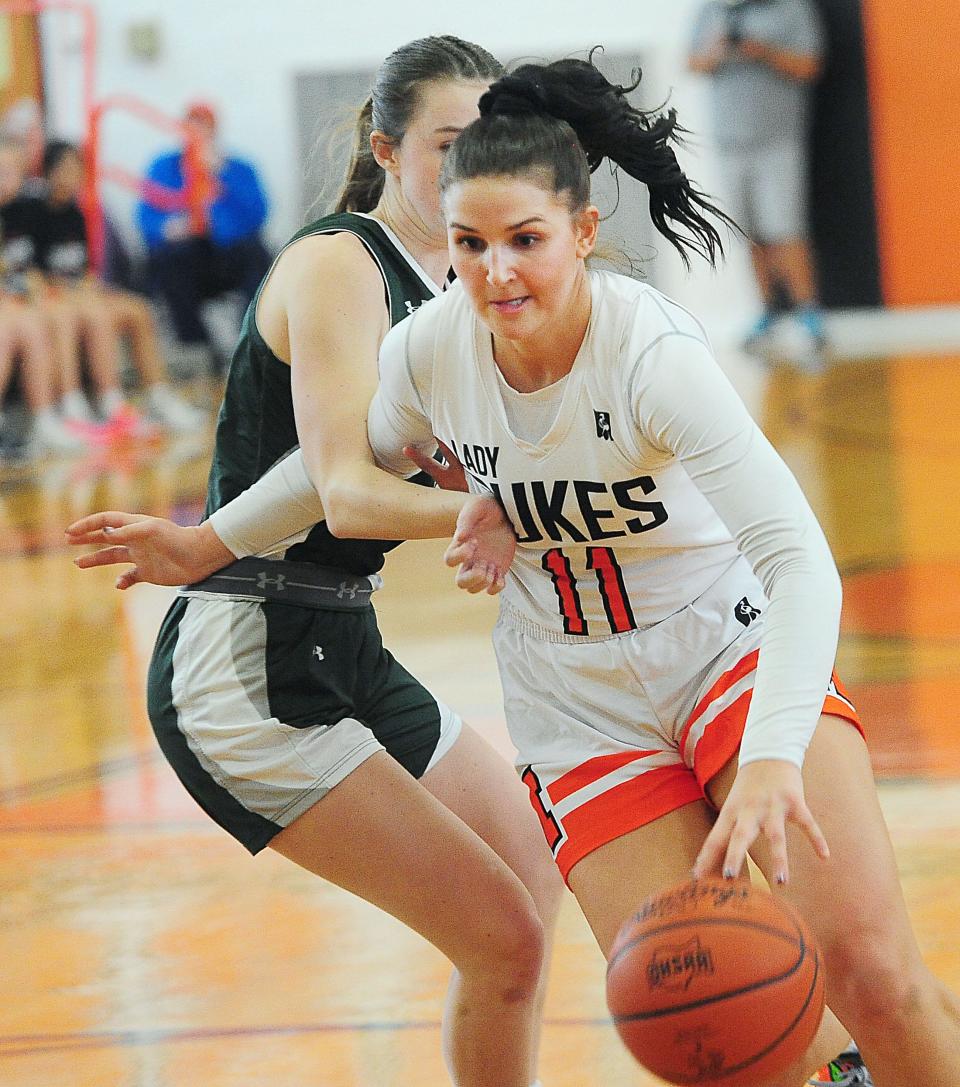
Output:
[479, 73, 550, 118]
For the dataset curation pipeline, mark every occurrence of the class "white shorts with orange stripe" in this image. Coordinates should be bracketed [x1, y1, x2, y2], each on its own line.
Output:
[492, 557, 863, 884]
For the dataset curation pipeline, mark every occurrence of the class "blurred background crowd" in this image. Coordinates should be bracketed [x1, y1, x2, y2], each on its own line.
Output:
[0, 0, 956, 480]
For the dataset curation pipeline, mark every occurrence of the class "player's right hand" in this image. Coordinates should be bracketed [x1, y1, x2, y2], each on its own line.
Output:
[692, 759, 829, 886]
[444, 495, 515, 595]
[66, 512, 236, 590]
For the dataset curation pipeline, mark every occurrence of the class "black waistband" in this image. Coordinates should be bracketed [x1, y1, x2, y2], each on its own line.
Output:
[180, 557, 379, 610]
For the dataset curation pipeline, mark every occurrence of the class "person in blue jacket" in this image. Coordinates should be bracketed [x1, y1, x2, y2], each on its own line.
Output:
[136, 101, 272, 369]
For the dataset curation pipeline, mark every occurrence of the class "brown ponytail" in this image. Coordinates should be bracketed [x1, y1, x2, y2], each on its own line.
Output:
[329, 36, 502, 216]
[334, 97, 384, 213]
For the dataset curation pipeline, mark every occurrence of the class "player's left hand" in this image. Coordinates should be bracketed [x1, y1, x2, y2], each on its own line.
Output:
[692, 759, 829, 886]
[444, 494, 515, 595]
[404, 439, 468, 492]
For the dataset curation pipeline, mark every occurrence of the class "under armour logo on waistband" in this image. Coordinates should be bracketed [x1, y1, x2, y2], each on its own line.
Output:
[256, 571, 287, 590]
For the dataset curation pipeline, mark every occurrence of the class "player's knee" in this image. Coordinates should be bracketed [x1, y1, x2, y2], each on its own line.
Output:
[464, 890, 545, 1001]
[825, 933, 923, 1027]
[495, 899, 545, 998]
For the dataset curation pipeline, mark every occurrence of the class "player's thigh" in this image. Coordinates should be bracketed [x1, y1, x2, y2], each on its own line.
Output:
[422, 724, 564, 918]
[711, 715, 922, 1004]
[567, 798, 716, 957]
[779, 717, 921, 965]
[271, 750, 544, 974]
[361, 644, 563, 918]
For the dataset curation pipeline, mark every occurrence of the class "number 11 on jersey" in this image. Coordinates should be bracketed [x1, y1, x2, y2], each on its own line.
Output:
[541, 546, 636, 637]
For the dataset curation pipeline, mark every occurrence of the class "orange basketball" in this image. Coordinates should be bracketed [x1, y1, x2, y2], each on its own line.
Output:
[606, 878, 825, 1087]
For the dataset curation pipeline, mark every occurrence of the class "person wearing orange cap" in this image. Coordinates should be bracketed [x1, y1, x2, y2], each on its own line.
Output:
[136, 100, 271, 372]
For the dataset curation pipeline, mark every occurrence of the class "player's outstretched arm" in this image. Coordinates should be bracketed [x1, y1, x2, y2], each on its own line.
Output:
[65, 512, 236, 590]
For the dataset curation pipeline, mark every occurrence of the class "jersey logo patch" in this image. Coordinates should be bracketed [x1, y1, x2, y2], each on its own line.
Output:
[734, 597, 761, 627]
[312, 645, 325, 661]
[594, 411, 612, 441]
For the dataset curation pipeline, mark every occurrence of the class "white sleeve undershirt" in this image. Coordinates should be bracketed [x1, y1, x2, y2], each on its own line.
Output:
[366, 313, 437, 471]
[207, 448, 324, 558]
[206, 319, 429, 559]
[630, 333, 842, 768]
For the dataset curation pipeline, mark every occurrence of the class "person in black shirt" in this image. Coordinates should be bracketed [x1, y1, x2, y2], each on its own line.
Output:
[35, 141, 206, 435]
[0, 138, 84, 459]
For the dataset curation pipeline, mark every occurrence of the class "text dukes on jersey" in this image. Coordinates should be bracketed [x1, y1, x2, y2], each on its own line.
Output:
[445, 430, 741, 639]
[387, 272, 747, 638]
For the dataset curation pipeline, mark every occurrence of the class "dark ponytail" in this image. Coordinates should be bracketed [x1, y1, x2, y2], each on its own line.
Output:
[335, 97, 382, 213]
[440, 54, 735, 269]
[334, 35, 503, 214]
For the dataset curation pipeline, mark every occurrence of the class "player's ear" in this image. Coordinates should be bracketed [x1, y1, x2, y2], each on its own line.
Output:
[370, 131, 400, 178]
[575, 205, 600, 259]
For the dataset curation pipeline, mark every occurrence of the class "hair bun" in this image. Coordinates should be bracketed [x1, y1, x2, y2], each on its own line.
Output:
[479, 72, 550, 118]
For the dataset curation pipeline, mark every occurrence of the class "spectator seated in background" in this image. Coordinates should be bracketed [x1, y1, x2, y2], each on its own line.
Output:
[135, 101, 271, 371]
[2, 96, 141, 296]
[0, 136, 86, 460]
[34, 140, 207, 437]
[0, 294, 85, 462]
[1, 97, 45, 195]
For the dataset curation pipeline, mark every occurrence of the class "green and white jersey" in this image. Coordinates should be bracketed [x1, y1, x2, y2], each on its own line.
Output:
[203, 211, 443, 575]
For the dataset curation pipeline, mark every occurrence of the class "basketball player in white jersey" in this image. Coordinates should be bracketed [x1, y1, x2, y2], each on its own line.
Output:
[67, 54, 956, 1087]
[391, 60, 955, 1087]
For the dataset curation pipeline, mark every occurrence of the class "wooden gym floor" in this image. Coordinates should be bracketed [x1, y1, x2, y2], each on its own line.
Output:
[1, 347, 958, 1086]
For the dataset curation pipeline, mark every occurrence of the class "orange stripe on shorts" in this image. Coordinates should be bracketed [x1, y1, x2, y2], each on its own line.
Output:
[558, 763, 703, 883]
[547, 748, 662, 805]
[679, 648, 760, 755]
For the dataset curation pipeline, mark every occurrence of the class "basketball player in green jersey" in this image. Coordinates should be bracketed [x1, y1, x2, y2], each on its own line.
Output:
[74, 37, 560, 1087]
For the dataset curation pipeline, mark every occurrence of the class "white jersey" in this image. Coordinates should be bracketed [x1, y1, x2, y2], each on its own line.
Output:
[369, 270, 843, 767]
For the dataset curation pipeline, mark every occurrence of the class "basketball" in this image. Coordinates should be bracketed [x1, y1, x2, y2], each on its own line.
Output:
[606, 878, 825, 1086]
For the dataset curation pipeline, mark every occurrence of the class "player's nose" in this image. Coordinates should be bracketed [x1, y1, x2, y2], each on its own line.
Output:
[485, 245, 516, 285]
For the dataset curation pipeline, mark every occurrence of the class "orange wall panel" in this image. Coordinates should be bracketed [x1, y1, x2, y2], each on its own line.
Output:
[861, 0, 960, 304]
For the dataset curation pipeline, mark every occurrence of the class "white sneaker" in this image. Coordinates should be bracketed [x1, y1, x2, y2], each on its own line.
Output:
[808, 1047, 874, 1085]
[28, 411, 88, 455]
[59, 390, 97, 425]
[769, 315, 828, 373]
[144, 385, 208, 433]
